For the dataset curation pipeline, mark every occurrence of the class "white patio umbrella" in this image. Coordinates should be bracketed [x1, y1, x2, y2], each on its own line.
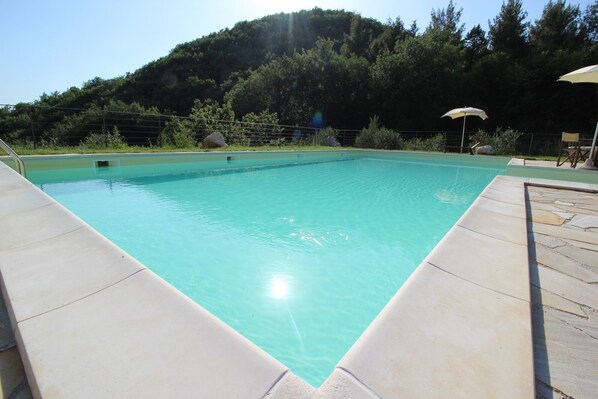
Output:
[558, 64, 598, 169]
[441, 107, 488, 153]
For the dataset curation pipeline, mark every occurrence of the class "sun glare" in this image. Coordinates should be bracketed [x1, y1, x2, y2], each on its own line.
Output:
[271, 277, 289, 299]
[254, 1, 324, 14]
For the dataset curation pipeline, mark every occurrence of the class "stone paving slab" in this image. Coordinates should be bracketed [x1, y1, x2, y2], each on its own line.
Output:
[0, 348, 32, 399]
[531, 222, 598, 245]
[533, 306, 598, 398]
[531, 245, 598, 310]
[530, 209, 567, 225]
[527, 184, 598, 399]
[530, 285, 586, 317]
[533, 242, 598, 284]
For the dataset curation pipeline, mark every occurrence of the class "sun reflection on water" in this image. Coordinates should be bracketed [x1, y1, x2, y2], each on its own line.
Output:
[271, 276, 289, 299]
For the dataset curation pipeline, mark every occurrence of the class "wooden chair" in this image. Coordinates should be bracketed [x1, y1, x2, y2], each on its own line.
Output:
[556, 132, 589, 168]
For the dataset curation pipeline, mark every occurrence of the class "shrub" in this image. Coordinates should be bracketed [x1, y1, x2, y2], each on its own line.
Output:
[312, 126, 340, 146]
[470, 127, 522, 155]
[355, 116, 403, 150]
[268, 137, 287, 147]
[81, 126, 127, 149]
[219, 123, 250, 146]
[158, 118, 197, 148]
[172, 131, 197, 148]
[241, 110, 284, 146]
[403, 134, 445, 152]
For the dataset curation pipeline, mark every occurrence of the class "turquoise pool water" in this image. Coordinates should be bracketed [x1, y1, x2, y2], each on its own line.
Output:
[30, 155, 504, 386]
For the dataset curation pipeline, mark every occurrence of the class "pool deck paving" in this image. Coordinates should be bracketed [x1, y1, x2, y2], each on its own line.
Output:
[527, 185, 598, 399]
[0, 154, 597, 398]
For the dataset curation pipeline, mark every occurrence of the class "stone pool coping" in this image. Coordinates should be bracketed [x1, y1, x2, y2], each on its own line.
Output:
[1, 152, 595, 398]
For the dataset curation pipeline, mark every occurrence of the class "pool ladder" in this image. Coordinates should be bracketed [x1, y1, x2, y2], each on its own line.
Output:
[0, 138, 26, 178]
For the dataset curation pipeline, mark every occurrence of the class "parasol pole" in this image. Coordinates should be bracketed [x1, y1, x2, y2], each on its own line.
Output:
[579, 119, 598, 169]
[460, 115, 467, 153]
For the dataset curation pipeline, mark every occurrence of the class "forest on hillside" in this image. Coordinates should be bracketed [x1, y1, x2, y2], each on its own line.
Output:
[1, 0, 597, 152]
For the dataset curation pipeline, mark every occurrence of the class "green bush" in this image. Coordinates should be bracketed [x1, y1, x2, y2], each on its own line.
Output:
[312, 126, 340, 146]
[172, 131, 197, 148]
[355, 116, 402, 150]
[80, 126, 128, 149]
[403, 134, 445, 152]
[219, 123, 250, 146]
[470, 127, 522, 155]
[241, 110, 284, 145]
[158, 118, 197, 148]
[268, 137, 287, 147]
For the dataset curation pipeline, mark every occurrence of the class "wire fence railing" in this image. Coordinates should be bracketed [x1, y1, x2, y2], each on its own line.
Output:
[0, 105, 574, 156]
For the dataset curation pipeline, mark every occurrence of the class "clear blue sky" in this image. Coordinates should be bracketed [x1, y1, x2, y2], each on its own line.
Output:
[1, 0, 594, 105]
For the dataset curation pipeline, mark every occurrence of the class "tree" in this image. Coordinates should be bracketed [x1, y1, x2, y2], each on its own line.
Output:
[370, 34, 464, 130]
[369, 17, 413, 56]
[530, 0, 587, 52]
[464, 25, 490, 67]
[342, 16, 373, 58]
[426, 0, 465, 45]
[227, 39, 362, 127]
[407, 20, 419, 38]
[488, 0, 529, 58]
[584, 1, 598, 44]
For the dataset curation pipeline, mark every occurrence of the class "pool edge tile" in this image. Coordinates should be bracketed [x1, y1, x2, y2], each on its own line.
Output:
[0, 185, 54, 218]
[263, 371, 315, 399]
[15, 270, 288, 399]
[457, 203, 528, 245]
[425, 225, 530, 301]
[337, 263, 535, 399]
[315, 369, 379, 399]
[0, 226, 146, 324]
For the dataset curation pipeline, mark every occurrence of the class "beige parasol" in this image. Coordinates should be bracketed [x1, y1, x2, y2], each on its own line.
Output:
[441, 107, 488, 153]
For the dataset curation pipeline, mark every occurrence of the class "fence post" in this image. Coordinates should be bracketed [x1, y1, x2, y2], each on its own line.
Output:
[527, 133, 534, 156]
[30, 118, 36, 149]
[102, 114, 107, 148]
[158, 116, 161, 147]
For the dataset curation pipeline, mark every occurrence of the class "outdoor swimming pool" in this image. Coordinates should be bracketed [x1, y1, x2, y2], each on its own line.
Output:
[28, 153, 506, 386]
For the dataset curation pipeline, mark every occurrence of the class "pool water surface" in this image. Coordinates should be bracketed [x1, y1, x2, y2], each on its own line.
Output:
[30, 156, 504, 386]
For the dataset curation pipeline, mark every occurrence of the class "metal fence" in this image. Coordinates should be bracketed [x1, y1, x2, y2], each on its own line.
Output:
[0, 105, 570, 156]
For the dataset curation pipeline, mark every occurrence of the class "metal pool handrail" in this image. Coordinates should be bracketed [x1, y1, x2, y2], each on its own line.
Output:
[0, 138, 26, 177]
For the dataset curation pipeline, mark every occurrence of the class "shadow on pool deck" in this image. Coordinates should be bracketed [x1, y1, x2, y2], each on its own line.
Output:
[526, 185, 598, 399]
[0, 294, 31, 399]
